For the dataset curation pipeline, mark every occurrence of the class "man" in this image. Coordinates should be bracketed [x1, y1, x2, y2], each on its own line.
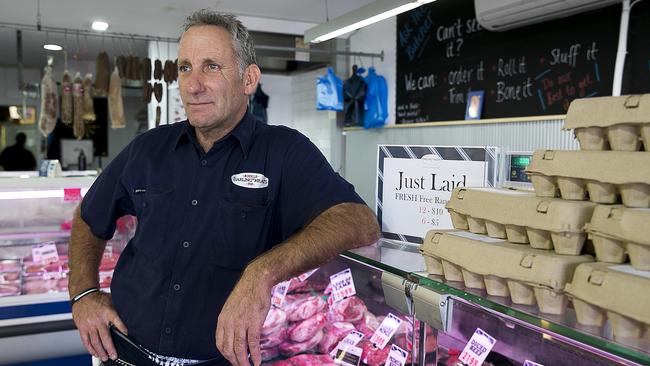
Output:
[69, 9, 380, 366]
[0, 132, 37, 171]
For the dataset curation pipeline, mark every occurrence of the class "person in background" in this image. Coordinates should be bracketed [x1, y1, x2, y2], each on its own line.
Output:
[0, 132, 37, 171]
[68, 9, 380, 366]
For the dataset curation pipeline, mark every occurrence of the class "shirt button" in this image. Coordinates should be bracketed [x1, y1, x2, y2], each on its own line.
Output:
[191, 199, 198, 206]
[201, 159, 207, 166]
[182, 241, 190, 248]
[173, 284, 181, 291]
[165, 327, 172, 334]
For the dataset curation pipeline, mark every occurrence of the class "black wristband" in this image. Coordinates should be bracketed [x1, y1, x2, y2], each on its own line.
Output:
[70, 287, 100, 307]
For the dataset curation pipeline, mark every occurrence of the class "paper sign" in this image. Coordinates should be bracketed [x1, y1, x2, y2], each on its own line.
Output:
[298, 268, 319, 282]
[63, 188, 82, 202]
[458, 328, 496, 366]
[384, 344, 408, 366]
[377, 145, 498, 244]
[333, 345, 362, 366]
[370, 313, 403, 350]
[330, 268, 356, 303]
[270, 280, 291, 307]
[330, 330, 365, 356]
[32, 241, 59, 265]
[523, 361, 544, 366]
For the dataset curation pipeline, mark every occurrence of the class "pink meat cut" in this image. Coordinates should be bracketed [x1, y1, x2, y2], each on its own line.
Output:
[287, 313, 326, 342]
[286, 353, 338, 366]
[327, 296, 367, 323]
[358, 340, 391, 366]
[287, 295, 327, 322]
[262, 308, 287, 336]
[317, 322, 356, 354]
[261, 328, 287, 349]
[279, 329, 324, 356]
[261, 347, 279, 361]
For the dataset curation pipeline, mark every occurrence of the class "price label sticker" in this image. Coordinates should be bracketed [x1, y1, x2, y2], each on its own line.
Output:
[333, 344, 362, 366]
[384, 344, 408, 366]
[330, 330, 365, 356]
[523, 361, 544, 366]
[270, 280, 290, 308]
[330, 268, 356, 303]
[370, 313, 403, 349]
[297, 268, 319, 282]
[458, 328, 496, 366]
[63, 188, 82, 202]
[32, 241, 59, 265]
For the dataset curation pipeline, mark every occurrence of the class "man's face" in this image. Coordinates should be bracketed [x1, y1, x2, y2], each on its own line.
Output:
[177, 25, 249, 132]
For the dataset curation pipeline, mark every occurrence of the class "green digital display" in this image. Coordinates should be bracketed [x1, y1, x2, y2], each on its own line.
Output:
[509, 154, 532, 182]
[511, 156, 531, 167]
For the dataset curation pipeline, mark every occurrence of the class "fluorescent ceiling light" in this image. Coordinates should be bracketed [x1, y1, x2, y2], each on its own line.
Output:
[43, 44, 63, 51]
[305, 0, 436, 43]
[91, 21, 109, 31]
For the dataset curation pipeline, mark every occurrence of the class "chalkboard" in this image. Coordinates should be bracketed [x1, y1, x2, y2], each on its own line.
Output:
[396, 0, 650, 123]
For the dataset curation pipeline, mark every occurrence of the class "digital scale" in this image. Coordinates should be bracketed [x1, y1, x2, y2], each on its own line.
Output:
[503, 151, 533, 189]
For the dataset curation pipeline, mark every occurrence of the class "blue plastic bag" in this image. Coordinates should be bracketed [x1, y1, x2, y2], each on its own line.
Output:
[363, 67, 388, 128]
[316, 67, 343, 111]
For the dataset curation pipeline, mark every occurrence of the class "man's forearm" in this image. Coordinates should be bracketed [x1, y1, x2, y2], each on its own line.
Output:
[245, 202, 381, 288]
[68, 205, 106, 297]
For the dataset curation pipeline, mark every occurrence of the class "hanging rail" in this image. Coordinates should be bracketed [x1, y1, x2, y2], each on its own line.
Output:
[0, 22, 384, 61]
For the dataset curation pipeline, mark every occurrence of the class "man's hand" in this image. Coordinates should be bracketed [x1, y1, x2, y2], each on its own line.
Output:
[71, 291, 127, 362]
[216, 269, 272, 366]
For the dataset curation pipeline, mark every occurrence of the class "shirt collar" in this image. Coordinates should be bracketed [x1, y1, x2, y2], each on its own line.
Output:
[173, 111, 256, 159]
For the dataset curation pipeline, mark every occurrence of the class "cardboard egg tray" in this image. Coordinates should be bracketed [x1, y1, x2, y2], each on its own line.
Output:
[445, 187, 596, 255]
[584, 205, 650, 270]
[420, 230, 593, 315]
[564, 94, 650, 151]
[525, 150, 650, 208]
[565, 262, 650, 340]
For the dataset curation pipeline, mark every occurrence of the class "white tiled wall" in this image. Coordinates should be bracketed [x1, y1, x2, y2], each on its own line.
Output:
[290, 68, 338, 166]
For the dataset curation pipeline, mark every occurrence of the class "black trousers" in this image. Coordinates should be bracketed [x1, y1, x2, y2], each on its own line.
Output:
[101, 326, 230, 366]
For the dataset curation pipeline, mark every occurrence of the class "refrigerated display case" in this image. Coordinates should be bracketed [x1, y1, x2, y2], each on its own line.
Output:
[0, 176, 134, 364]
[1, 176, 647, 365]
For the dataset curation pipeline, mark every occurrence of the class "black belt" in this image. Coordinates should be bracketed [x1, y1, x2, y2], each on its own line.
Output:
[101, 325, 229, 366]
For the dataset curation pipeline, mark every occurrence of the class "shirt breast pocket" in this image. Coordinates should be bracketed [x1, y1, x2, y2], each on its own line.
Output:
[213, 198, 272, 270]
[132, 187, 174, 260]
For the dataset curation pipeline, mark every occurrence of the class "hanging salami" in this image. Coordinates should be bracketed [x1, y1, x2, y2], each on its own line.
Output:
[38, 66, 58, 137]
[82, 73, 96, 122]
[95, 52, 111, 97]
[61, 70, 73, 125]
[109, 66, 126, 129]
[72, 72, 85, 139]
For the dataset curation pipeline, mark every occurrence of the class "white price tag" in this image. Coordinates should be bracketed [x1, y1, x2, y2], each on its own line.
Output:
[458, 328, 496, 366]
[32, 242, 59, 265]
[330, 268, 356, 303]
[333, 344, 362, 366]
[297, 268, 319, 282]
[330, 330, 365, 356]
[523, 361, 544, 366]
[370, 313, 402, 349]
[270, 280, 290, 307]
[384, 344, 408, 366]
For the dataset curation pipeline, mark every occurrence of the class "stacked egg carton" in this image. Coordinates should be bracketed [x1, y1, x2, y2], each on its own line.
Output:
[543, 94, 650, 341]
[420, 230, 592, 315]
[420, 185, 595, 315]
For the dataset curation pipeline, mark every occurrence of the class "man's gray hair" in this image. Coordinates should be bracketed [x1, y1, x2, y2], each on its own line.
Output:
[182, 9, 257, 77]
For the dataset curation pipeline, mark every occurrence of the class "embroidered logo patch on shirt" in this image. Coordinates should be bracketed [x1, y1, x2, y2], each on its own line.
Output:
[231, 172, 269, 189]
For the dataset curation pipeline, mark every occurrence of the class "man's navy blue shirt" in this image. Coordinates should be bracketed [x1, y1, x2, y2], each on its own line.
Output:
[81, 112, 364, 359]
